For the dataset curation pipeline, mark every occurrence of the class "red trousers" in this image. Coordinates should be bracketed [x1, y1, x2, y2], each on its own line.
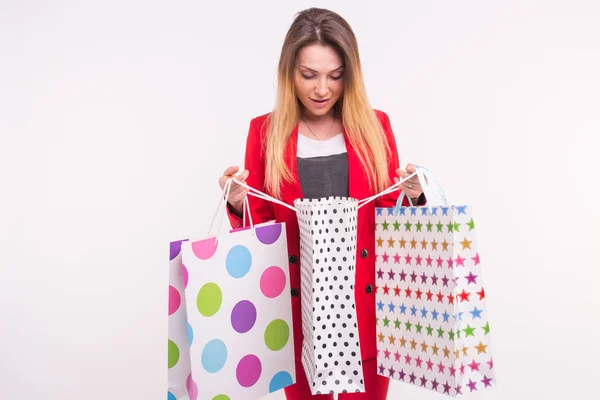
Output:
[283, 358, 390, 400]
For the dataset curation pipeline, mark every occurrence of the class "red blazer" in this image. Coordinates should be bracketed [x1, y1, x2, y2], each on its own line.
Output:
[227, 109, 410, 362]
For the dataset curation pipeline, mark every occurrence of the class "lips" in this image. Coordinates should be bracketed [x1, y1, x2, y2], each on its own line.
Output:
[311, 98, 330, 103]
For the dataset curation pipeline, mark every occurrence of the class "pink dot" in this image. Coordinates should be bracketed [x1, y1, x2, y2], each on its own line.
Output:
[183, 264, 189, 288]
[168, 285, 181, 315]
[192, 238, 218, 260]
[260, 267, 286, 298]
[236, 354, 262, 387]
[186, 373, 198, 400]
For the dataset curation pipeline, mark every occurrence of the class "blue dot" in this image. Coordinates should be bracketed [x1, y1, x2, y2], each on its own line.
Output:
[201, 339, 227, 373]
[187, 322, 194, 346]
[225, 245, 252, 278]
[269, 371, 294, 393]
[167, 391, 176, 400]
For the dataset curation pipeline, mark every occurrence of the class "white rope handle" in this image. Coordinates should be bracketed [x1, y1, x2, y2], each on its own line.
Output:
[229, 177, 299, 213]
[357, 172, 418, 209]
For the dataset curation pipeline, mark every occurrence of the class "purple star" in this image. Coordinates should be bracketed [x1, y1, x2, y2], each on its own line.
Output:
[455, 385, 463, 395]
[481, 375, 493, 388]
[467, 379, 478, 392]
[442, 274, 449, 287]
[452, 277, 460, 286]
[388, 366, 396, 378]
[408, 373, 416, 384]
[431, 378, 440, 391]
[399, 270, 407, 281]
[420, 272, 428, 284]
[377, 268, 384, 279]
[419, 375, 428, 387]
[378, 363, 385, 374]
[431, 274, 439, 286]
[398, 369, 406, 381]
[443, 381, 452, 394]
[465, 271, 478, 284]
[387, 269, 396, 280]
[410, 272, 417, 282]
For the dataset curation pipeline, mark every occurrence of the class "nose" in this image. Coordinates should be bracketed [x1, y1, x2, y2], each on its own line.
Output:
[315, 77, 329, 97]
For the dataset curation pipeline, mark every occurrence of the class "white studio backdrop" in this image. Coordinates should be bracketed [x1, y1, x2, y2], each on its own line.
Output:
[1, 0, 599, 399]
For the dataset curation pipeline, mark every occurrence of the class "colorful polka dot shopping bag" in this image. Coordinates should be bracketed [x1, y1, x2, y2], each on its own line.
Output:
[373, 166, 496, 397]
[295, 196, 366, 395]
[167, 184, 296, 400]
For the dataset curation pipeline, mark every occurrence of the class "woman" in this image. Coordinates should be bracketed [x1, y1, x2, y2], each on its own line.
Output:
[218, 7, 425, 399]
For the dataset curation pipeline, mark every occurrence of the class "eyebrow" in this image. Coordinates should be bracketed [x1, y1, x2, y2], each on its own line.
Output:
[299, 65, 345, 73]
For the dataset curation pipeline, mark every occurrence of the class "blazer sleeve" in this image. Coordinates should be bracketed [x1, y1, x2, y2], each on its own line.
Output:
[375, 111, 426, 208]
[226, 117, 276, 229]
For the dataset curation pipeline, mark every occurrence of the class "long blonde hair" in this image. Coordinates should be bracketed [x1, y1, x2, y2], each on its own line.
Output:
[264, 7, 391, 198]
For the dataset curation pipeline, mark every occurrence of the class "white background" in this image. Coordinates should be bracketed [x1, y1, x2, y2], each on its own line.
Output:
[1, 0, 599, 399]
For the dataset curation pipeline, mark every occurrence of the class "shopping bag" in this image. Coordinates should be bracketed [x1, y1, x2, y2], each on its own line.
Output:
[374, 167, 496, 396]
[295, 196, 365, 395]
[168, 182, 296, 400]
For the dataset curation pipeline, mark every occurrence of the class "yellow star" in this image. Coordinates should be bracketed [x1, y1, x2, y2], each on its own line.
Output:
[388, 334, 396, 345]
[387, 237, 395, 248]
[431, 343, 440, 356]
[378, 332, 385, 343]
[430, 239, 438, 250]
[410, 339, 418, 350]
[475, 341, 488, 354]
[399, 237, 407, 248]
[377, 237, 384, 247]
[441, 239, 450, 251]
[460, 237, 472, 250]
[462, 346, 469, 356]
[399, 336, 407, 348]
[420, 341, 428, 353]
[442, 346, 451, 358]
[420, 239, 428, 250]
[410, 238, 418, 249]
[454, 349, 461, 359]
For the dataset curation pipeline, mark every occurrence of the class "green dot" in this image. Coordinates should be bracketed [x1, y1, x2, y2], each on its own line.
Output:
[264, 319, 290, 351]
[197, 282, 222, 317]
[168, 340, 179, 368]
[212, 395, 230, 400]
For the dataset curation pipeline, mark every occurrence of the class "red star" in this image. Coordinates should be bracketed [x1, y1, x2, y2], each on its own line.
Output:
[405, 287, 413, 298]
[394, 285, 401, 296]
[458, 289, 471, 302]
[426, 290, 433, 301]
[383, 284, 390, 295]
[415, 254, 423, 265]
[472, 252, 480, 265]
[477, 287, 486, 300]
[426, 255, 433, 267]
[415, 288, 423, 300]
[487, 357, 494, 369]
[455, 255, 465, 267]
[447, 293, 455, 305]
[436, 291, 445, 303]
[374, 284, 379, 293]
[393, 253, 401, 264]
[384, 348, 391, 359]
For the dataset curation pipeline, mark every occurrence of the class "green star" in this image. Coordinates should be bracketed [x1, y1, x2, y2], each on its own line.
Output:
[446, 222, 454, 233]
[393, 221, 401, 231]
[463, 325, 475, 337]
[404, 320, 412, 332]
[467, 218, 475, 231]
[415, 322, 423, 334]
[426, 324, 434, 336]
[456, 329, 462, 339]
[426, 221, 433, 232]
[382, 220, 389, 231]
[436, 222, 444, 232]
[482, 322, 490, 335]
[394, 318, 401, 329]
[453, 221, 461, 232]
[383, 316, 391, 327]
[415, 221, 423, 232]
[375, 317, 379, 326]
[448, 329, 455, 341]
[437, 327, 445, 339]
[375, 223, 378, 230]
[404, 221, 412, 231]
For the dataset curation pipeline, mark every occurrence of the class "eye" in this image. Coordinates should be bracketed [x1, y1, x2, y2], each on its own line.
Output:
[331, 75, 343, 80]
[301, 74, 314, 79]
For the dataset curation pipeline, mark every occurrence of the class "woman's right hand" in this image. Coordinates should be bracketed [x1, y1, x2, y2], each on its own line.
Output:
[219, 166, 250, 215]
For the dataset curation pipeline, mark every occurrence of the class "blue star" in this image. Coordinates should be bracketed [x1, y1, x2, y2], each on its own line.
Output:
[431, 309, 439, 321]
[376, 208, 383, 216]
[420, 306, 428, 318]
[421, 208, 429, 216]
[388, 301, 396, 313]
[470, 307, 483, 319]
[377, 300, 384, 311]
[441, 207, 449, 216]
[387, 208, 394, 216]
[431, 207, 438, 216]
[442, 311, 450, 323]
[398, 207, 406, 216]
[410, 305, 418, 316]
[453, 312, 465, 322]
[410, 207, 417, 216]
[399, 303, 407, 314]
[455, 205, 467, 215]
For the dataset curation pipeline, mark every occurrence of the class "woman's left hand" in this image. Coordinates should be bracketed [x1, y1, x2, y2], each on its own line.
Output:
[395, 163, 424, 200]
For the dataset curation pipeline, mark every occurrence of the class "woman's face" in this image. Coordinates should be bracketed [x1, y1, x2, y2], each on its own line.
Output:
[294, 43, 345, 120]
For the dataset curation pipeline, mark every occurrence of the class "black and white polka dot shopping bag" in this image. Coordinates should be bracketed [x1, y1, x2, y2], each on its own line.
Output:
[295, 196, 366, 395]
